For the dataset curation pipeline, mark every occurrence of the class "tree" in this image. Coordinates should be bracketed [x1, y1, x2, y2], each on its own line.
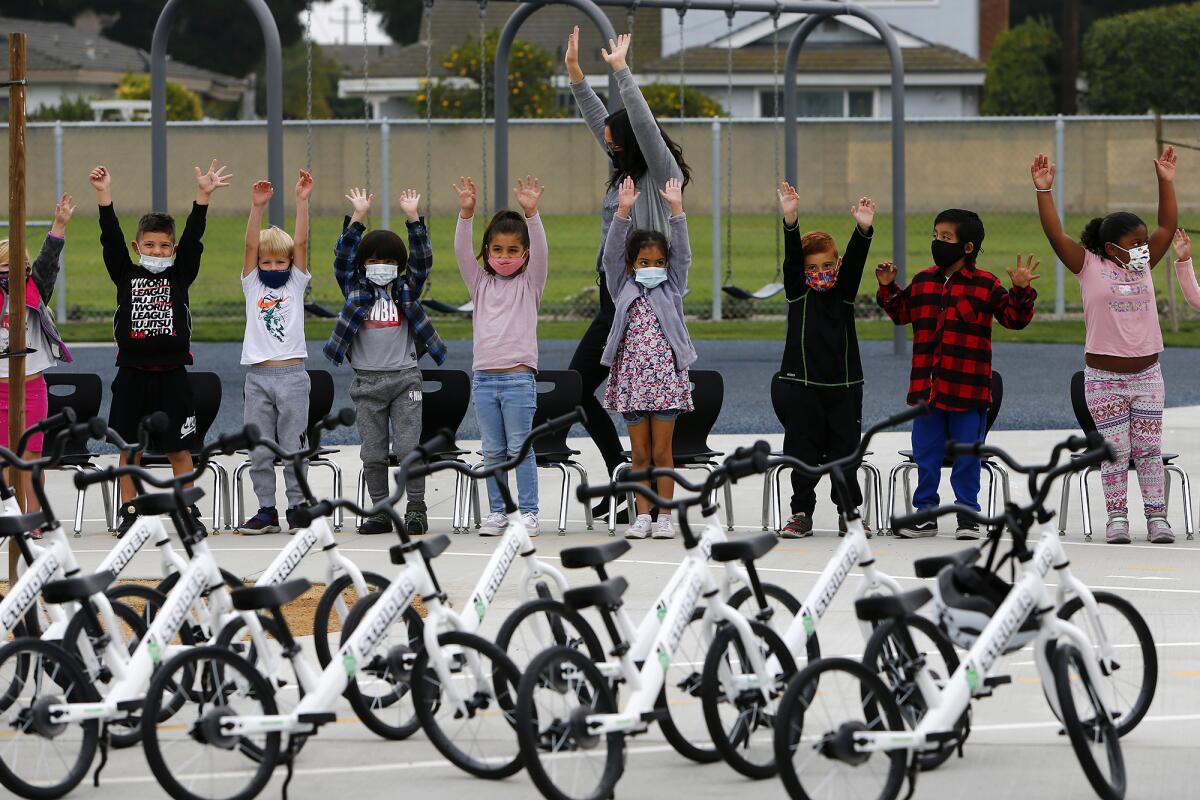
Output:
[421, 32, 563, 119]
[28, 96, 93, 122]
[1082, 3, 1200, 114]
[639, 83, 724, 118]
[982, 18, 1060, 116]
[370, 0, 422, 46]
[254, 40, 351, 119]
[117, 73, 202, 121]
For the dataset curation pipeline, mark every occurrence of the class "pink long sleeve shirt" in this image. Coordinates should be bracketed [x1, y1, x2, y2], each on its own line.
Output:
[1175, 258, 1200, 312]
[455, 212, 548, 371]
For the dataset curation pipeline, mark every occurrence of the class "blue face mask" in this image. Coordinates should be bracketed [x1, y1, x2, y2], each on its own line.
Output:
[634, 267, 668, 289]
[258, 267, 292, 289]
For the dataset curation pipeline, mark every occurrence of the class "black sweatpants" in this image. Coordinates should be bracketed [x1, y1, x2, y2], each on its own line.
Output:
[780, 381, 864, 516]
[568, 272, 624, 475]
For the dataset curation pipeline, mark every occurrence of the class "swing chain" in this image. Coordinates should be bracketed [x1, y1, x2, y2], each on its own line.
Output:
[360, 0, 371, 225]
[724, 5, 735, 285]
[423, 0, 435, 222]
[771, 3, 782, 281]
[478, 0, 489, 215]
[304, 0, 314, 172]
[676, 4, 688, 124]
[627, 0, 639, 40]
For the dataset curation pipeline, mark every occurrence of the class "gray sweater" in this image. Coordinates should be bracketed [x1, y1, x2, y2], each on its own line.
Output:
[571, 68, 685, 271]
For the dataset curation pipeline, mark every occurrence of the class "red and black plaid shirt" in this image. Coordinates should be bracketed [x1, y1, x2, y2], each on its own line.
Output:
[877, 264, 1036, 412]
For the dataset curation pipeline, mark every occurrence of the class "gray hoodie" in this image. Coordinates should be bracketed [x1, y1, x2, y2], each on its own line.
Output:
[571, 67, 685, 271]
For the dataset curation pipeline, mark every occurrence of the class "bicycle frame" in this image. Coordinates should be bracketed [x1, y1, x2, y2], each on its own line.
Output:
[1, 520, 94, 642]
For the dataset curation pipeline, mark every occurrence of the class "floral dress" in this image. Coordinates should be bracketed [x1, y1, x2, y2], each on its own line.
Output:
[603, 296, 693, 414]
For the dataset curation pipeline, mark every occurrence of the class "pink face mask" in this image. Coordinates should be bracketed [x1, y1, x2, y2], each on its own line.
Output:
[488, 256, 525, 276]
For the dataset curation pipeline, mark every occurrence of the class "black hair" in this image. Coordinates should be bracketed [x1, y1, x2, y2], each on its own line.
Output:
[355, 229, 408, 270]
[624, 229, 670, 276]
[136, 212, 175, 241]
[604, 108, 692, 191]
[1080, 211, 1146, 258]
[933, 208, 985, 265]
[477, 210, 530, 275]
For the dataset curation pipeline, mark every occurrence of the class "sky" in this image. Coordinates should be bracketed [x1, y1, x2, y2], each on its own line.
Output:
[306, 0, 392, 46]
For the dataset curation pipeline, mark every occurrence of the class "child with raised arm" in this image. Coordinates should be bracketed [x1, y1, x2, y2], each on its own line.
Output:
[91, 160, 230, 538]
[323, 187, 446, 536]
[775, 183, 875, 538]
[1032, 147, 1178, 544]
[602, 177, 695, 540]
[453, 175, 548, 537]
[238, 170, 314, 535]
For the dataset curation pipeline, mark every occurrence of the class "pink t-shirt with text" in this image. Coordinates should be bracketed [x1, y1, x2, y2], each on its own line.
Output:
[1076, 249, 1163, 357]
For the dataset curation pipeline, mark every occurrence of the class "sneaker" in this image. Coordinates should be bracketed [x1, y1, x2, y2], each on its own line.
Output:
[187, 504, 207, 537]
[652, 517, 676, 539]
[115, 504, 138, 538]
[1105, 514, 1131, 545]
[955, 522, 980, 541]
[406, 501, 429, 536]
[838, 515, 873, 539]
[357, 512, 394, 536]
[781, 513, 813, 539]
[625, 514, 653, 540]
[520, 511, 540, 538]
[29, 528, 43, 541]
[285, 505, 306, 532]
[239, 507, 280, 535]
[1147, 516, 1175, 544]
[895, 519, 938, 539]
[479, 512, 509, 537]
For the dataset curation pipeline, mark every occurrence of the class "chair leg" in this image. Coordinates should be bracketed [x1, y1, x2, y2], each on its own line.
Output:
[900, 466, 915, 517]
[97, 470, 112, 532]
[1080, 468, 1095, 541]
[609, 464, 629, 537]
[232, 460, 252, 530]
[1165, 464, 1195, 540]
[885, 462, 911, 535]
[761, 465, 776, 531]
[773, 465, 789, 533]
[450, 471, 464, 533]
[1058, 469, 1071, 536]
[723, 469, 735, 532]
[63, 465, 85, 536]
[565, 463, 593, 530]
[865, 462, 884, 535]
[329, 460, 344, 531]
[981, 463, 997, 518]
[551, 464, 570, 535]
[109, 477, 120, 531]
[472, 463, 483, 528]
[355, 468, 366, 528]
[204, 463, 224, 532]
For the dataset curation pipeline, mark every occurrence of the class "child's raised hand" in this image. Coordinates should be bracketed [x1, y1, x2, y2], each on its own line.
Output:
[295, 169, 314, 202]
[1155, 145, 1178, 183]
[53, 193, 76, 227]
[852, 196, 876, 232]
[513, 175, 545, 217]
[1030, 153, 1055, 191]
[777, 181, 799, 225]
[565, 25, 580, 70]
[616, 176, 640, 218]
[600, 33, 632, 71]
[658, 178, 683, 215]
[453, 176, 477, 218]
[1174, 228, 1192, 262]
[1008, 254, 1041, 288]
[398, 188, 422, 221]
[345, 187, 373, 223]
[88, 166, 111, 193]
[251, 180, 274, 208]
[875, 260, 897, 286]
[195, 159, 233, 198]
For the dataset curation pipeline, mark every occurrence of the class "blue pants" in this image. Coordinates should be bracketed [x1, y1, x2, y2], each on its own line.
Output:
[472, 371, 539, 515]
[912, 407, 987, 516]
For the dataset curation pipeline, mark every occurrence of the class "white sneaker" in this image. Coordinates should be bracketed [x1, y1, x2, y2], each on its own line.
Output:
[652, 517, 675, 539]
[479, 512, 509, 537]
[625, 514, 653, 540]
[521, 512, 540, 538]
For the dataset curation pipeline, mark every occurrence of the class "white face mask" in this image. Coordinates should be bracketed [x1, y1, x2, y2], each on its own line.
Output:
[634, 267, 668, 289]
[365, 264, 399, 286]
[138, 253, 174, 274]
[1112, 243, 1150, 272]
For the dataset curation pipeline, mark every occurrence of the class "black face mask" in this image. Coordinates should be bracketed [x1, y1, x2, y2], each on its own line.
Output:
[608, 149, 621, 171]
[931, 239, 969, 270]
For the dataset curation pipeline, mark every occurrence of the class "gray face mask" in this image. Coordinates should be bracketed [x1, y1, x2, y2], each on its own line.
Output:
[365, 264, 398, 287]
[138, 252, 174, 274]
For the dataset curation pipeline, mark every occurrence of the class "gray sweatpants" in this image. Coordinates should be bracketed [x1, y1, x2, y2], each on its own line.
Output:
[349, 367, 425, 504]
[245, 364, 310, 509]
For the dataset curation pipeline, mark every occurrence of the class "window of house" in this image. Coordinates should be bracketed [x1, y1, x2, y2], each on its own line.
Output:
[760, 88, 875, 118]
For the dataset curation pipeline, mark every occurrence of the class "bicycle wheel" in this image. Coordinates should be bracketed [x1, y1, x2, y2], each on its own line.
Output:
[62, 599, 149, 749]
[729, 582, 803, 637]
[517, 645, 624, 800]
[774, 658, 907, 800]
[411, 630, 523, 778]
[861, 614, 965, 771]
[701, 618, 797, 778]
[1053, 643, 1126, 800]
[657, 608, 720, 763]
[311, 571, 390, 668]
[1056, 592, 1156, 737]
[340, 591, 425, 740]
[495, 597, 605, 672]
[141, 645, 281, 800]
[215, 614, 300, 710]
[0, 638, 99, 800]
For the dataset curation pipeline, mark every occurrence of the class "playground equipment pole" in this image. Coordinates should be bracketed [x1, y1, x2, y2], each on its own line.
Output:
[7, 32, 27, 578]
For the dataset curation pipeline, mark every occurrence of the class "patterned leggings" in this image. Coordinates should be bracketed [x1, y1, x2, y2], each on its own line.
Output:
[1084, 363, 1165, 517]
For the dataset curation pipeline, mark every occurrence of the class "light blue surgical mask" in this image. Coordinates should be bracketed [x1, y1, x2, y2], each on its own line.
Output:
[365, 264, 399, 286]
[634, 267, 668, 289]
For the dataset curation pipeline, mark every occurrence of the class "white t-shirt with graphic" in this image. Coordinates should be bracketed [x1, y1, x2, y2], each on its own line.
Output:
[240, 268, 311, 365]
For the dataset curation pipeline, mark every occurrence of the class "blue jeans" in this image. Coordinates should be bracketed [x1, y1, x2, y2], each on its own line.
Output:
[473, 371, 538, 515]
[912, 407, 987, 516]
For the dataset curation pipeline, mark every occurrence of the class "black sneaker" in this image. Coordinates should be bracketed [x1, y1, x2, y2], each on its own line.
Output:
[838, 515, 873, 539]
[780, 513, 813, 539]
[406, 501, 428, 535]
[358, 512, 393, 535]
[591, 493, 628, 522]
[115, 504, 138, 538]
[895, 520, 938, 539]
[187, 504, 208, 536]
[285, 505, 307, 532]
[239, 507, 280, 535]
[955, 521, 980, 541]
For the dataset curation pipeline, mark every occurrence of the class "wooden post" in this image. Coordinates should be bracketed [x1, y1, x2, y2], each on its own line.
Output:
[7, 32, 26, 581]
[1155, 112, 1180, 334]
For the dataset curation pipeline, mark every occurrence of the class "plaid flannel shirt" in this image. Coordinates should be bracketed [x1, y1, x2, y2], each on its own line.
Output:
[877, 264, 1036, 411]
[322, 216, 448, 366]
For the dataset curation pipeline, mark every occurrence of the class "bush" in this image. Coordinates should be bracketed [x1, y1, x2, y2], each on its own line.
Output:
[639, 83, 725, 118]
[982, 18, 1060, 115]
[419, 32, 563, 119]
[116, 73, 202, 121]
[1082, 3, 1200, 114]
[29, 96, 93, 122]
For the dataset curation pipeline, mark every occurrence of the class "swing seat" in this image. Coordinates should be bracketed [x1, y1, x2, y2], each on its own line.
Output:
[722, 282, 785, 301]
[421, 298, 474, 316]
[304, 303, 337, 319]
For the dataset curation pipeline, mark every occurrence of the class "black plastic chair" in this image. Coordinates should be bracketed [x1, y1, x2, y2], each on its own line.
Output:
[606, 369, 734, 535]
[1058, 370, 1193, 540]
[759, 374, 883, 533]
[885, 371, 1012, 534]
[44, 373, 112, 535]
[232, 369, 345, 530]
[110, 371, 227, 532]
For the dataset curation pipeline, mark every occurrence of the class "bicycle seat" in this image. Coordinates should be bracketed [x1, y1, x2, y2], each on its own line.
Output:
[912, 547, 981, 579]
[231, 579, 311, 612]
[0, 511, 48, 537]
[710, 532, 778, 564]
[854, 587, 933, 623]
[390, 533, 452, 565]
[130, 487, 206, 518]
[42, 571, 116, 605]
[559, 540, 630, 570]
[564, 576, 628, 611]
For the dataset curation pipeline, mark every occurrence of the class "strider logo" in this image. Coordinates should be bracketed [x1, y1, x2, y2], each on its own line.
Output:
[101, 520, 154, 576]
[261, 527, 319, 585]
[803, 541, 859, 623]
[0, 554, 60, 631]
[479, 534, 522, 607]
[352, 574, 418, 656]
[149, 568, 209, 652]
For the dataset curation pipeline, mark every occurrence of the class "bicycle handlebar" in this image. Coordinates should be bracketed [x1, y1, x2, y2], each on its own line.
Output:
[0, 416, 105, 472]
[15, 408, 75, 456]
[74, 424, 262, 490]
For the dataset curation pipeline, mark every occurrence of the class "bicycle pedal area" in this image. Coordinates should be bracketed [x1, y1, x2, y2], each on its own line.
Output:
[8, 405, 1200, 800]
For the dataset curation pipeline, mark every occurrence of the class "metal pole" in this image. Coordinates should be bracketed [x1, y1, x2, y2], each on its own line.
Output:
[711, 120, 722, 322]
[8, 33, 28, 581]
[493, 0, 619, 210]
[53, 121, 65, 324]
[1054, 114, 1065, 320]
[380, 118, 391, 229]
[782, 14, 822, 185]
